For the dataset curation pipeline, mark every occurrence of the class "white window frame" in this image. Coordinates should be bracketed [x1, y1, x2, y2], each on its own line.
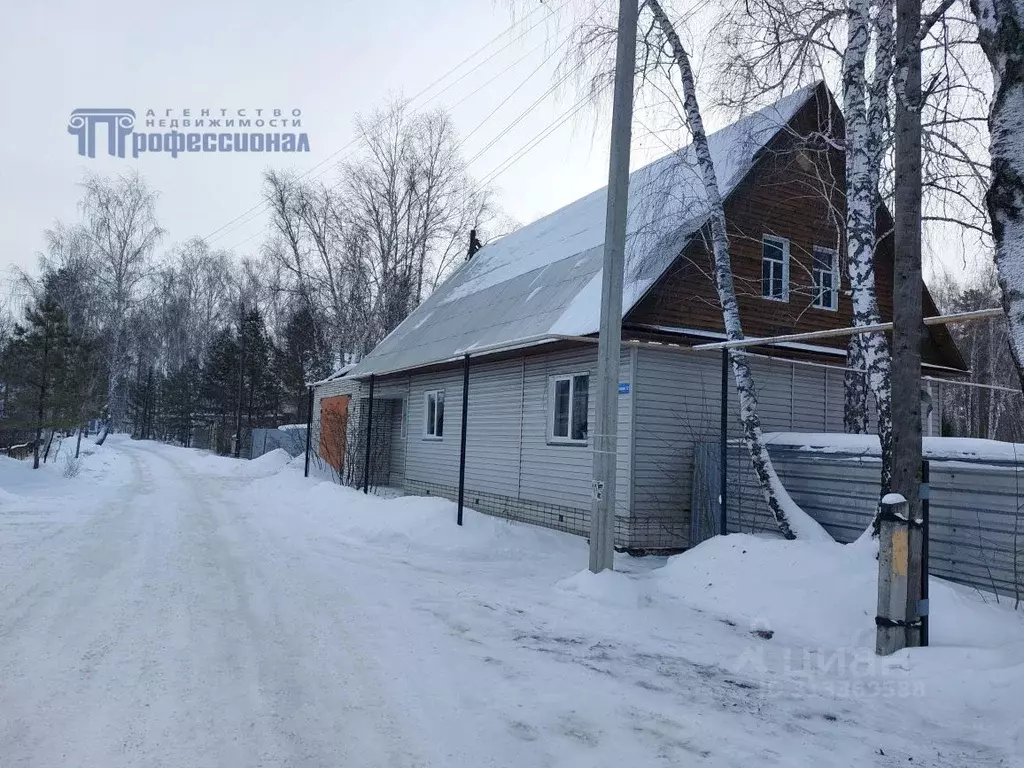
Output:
[761, 235, 790, 302]
[423, 389, 445, 440]
[811, 246, 839, 311]
[547, 372, 590, 445]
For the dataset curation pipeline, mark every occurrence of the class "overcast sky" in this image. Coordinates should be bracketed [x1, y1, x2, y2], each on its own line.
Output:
[1, 0, 981, 297]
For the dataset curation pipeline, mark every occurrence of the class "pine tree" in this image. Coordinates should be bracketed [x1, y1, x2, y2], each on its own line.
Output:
[5, 297, 72, 468]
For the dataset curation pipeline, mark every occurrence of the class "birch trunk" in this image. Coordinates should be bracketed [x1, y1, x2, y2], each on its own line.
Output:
[844, 0, 895, 496]
[648, 0, 831, 541]
[844, 335, 870, 433]
[971, 0, 1024, 395]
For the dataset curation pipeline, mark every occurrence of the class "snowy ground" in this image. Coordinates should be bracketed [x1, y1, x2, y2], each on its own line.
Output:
[1, 437, 1022, 767]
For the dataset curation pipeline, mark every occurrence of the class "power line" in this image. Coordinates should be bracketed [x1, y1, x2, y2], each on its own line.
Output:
[205, 1, 564, 246]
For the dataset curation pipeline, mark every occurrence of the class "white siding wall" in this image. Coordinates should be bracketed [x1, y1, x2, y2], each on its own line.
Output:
[342, 345, 634, 518]
[406, 369, 465, 489]
[631, 348, 851, 543]
[517, 347, 632, 517]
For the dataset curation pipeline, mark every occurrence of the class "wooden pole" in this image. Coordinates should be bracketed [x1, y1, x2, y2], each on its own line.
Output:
[891, 0, 924, 525]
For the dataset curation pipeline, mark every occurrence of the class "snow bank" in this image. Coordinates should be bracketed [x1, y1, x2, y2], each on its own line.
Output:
[654, 534, 1024, 650]
[239, 461, 584, 562]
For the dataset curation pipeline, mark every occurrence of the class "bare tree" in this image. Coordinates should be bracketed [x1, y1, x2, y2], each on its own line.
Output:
[80, 171, 163, 429]
[715, 0, 981, 511]
[260, 101, 497, 366]
[641, 0, 831, 540]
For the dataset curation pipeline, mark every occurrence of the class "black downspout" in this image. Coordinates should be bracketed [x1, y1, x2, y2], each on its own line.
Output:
[457, 354, 470, 526]
[362, 375, 375, 494]
[921, 458, 930, 646]
[720, 348, 729, 536]
[304, 385, 314, 478]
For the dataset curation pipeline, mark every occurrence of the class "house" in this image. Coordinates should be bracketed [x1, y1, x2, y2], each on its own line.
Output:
[312, 82, 965, 552]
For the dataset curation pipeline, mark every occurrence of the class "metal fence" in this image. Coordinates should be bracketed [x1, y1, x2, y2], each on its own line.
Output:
[694, 442, 1024, 602]
[249, 427, 308, 460]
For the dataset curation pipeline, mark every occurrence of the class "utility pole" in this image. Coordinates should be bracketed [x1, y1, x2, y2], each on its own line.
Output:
[589, 0, 638, 573]
[892, 0, 923, 528]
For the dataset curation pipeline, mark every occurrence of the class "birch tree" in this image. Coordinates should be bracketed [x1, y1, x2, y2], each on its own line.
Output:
[969, 0, 1024, 392]
[642, 0, 830, 540]
[80, 171, 163, 429]
[716, 0, 981, 502]
[843, 0, 894, 491]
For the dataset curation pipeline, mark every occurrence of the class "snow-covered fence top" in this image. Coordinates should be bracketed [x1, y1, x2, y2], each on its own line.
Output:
[700, 435, 1024, 602]
[250, 427, 307, 461]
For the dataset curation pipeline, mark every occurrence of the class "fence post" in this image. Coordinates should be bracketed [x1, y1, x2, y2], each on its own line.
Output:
[363, 374, 375, 494]
[304, 385, 314, 479]
[457, 354, 470, 526]
[719, 348, 729, 536]
[876, 493, 924, 655]
[920, 459, 930, 646]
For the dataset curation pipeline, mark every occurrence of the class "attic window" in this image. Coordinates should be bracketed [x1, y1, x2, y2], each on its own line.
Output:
[812, 246, 839, 310]
[761, 235, 790, 302]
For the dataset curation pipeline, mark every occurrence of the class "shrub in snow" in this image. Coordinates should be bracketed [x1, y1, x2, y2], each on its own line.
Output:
[63, 453, 82, 478]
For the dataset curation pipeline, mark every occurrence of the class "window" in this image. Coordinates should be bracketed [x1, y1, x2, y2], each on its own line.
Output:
[549, 373, 589, 443]
[812, 246, 839, 310]
[761, 235, 790, 301]
[424, 390, 444, 438]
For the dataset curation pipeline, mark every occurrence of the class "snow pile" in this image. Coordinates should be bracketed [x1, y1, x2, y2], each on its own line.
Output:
[241, 462, 584, 562]
[648, 534, 1024, 650]
[0, 436, 127, 510]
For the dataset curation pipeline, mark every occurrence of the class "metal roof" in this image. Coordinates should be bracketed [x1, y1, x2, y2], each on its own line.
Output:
[346, 84, 821, 380]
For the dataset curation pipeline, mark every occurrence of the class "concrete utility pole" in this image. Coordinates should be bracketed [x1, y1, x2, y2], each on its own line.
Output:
[875, 494, 924, 654]
[892, 0, 923, 523]
[589, 0, 638, 573]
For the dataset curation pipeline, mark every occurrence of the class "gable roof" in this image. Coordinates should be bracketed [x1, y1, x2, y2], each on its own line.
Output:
[347, 83, 823, 379]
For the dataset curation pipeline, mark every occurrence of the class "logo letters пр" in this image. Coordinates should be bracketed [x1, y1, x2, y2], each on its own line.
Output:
[68, 109, 136, 158]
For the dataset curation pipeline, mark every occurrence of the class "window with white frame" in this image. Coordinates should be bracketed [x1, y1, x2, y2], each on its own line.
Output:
[812, 246, 839, 310]
[761, 235, 790, 301]
[549, 373, 589, 443]
[423, 390, 444, 438]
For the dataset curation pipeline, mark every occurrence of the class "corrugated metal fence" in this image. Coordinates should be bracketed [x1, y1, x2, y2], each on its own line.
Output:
[249, 427, 307, 460]
[694, 442, 1024, 601]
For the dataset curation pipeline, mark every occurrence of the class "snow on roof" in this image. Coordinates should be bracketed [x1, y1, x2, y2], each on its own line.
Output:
[312, 362, 356, 386]
[347, 84, 821, 379]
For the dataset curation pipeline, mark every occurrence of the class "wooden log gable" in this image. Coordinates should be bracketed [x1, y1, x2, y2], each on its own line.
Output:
[625, 83, 966, 373]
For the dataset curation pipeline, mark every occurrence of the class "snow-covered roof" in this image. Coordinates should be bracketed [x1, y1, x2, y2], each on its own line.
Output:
[312, 362, 356, 386]
[347, 84, 821, 379]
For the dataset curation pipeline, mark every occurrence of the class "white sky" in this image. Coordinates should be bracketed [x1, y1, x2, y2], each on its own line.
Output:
[0, 0, 985, 295]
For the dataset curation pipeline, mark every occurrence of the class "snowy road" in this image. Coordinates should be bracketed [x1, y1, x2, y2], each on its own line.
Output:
[1, 438, 1021, 767]
[0, 440, 532, 767]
